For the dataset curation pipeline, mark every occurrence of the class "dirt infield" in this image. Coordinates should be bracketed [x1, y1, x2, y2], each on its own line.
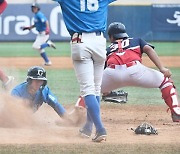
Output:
[0, 56, 180, 69]
[0, 56, 180, 153]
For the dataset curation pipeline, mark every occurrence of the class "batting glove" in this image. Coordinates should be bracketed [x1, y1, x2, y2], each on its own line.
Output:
[21, 26, 31, 31]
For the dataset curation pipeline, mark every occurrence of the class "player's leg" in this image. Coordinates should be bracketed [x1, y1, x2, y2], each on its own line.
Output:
[32, 34, 51, 65]
[0, 69, 14, 90]
[125, 62, 180, 122]
[160, 77, 180, 122]
[0, 69, 9, 83]
[71, 39, 106, 142]
[79, 58, 105, 138]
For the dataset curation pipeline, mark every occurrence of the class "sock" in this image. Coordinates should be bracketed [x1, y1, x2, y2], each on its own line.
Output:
[84, 95, 104, 132]
[83, 96, 101, 132]
[40, 52, 49, 63]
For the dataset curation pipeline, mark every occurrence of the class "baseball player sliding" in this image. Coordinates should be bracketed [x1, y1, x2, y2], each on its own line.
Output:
[11, 66, 83, 125]
[101, 22, 180, 122]
[22, 3, 56, 66]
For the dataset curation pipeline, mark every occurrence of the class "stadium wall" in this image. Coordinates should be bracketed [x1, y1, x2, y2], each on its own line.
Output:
[0, 2, 180, 41]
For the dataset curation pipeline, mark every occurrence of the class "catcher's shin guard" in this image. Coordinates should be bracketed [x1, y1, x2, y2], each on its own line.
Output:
[160, 78, 180, 122]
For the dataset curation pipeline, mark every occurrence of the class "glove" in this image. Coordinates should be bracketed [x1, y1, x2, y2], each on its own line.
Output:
[102, 90, 128, 103]
[133, 122, 158, 135]
[45, 27, 50, 35]
[21, 26, 31, 31]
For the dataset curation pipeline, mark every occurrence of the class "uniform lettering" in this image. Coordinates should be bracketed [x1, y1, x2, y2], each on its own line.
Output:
[80, 0, 99, 12]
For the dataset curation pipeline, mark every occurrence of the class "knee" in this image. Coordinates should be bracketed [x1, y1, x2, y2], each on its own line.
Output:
[32, 44, 40, 50]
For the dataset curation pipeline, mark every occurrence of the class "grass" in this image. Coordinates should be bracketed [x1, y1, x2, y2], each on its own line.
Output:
[0, 42, 71, 57]
[0, 42, 180, 57]
[11, 68, 180, 105]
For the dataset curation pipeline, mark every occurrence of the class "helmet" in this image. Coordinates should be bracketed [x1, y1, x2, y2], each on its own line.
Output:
[108, 22, 129, 39]
[27, 66, 47, 86]
[31, 3, 40, 10]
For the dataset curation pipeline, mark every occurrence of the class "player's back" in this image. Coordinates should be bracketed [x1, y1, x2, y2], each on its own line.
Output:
[34, 11, 47, 32]
[106, 38, 148, 65]
[55, 0, 116, 35]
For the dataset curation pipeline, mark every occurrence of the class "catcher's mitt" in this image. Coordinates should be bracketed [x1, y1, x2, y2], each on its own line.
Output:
[102, 90, 128, 103]
[132, 122, 158, 135]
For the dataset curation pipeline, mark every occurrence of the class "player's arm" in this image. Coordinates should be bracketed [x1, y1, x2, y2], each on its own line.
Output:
[143, 44, 172, 78]
[21, 25, 35, 31]
[42, 86, 66, 117]
[11, 88, 21, 97]
[45, 20, 50, 35]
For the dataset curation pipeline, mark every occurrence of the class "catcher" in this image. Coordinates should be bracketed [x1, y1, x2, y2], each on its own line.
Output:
[78, 22, 180, 139]
[22, 3, 56, 66]
[11, 66, 82, 125]
[101, 22, 180, 123]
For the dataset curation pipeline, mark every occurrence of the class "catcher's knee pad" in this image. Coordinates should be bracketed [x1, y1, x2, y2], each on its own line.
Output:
[160, 77, 180, 115]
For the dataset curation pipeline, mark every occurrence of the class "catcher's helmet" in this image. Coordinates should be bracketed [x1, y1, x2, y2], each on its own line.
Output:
[27, 66, 47, 86]
[108, 22, 129, 39]
[31, 3, 40, 10]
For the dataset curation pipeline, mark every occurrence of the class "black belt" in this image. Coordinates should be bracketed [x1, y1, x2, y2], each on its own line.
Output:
[71, 31, 102, 43]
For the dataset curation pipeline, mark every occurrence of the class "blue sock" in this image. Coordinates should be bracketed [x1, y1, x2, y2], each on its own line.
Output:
[40, 43, 49, 49]
[96, 96, 100, 104]
[84, 95, 104, 132]
[40, 52, 49, 63]
[83, 95, 101, 132]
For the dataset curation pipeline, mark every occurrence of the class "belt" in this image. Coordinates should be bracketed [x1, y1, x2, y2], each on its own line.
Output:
[71, 31, 102, 43]
[108, 61, 137, 69]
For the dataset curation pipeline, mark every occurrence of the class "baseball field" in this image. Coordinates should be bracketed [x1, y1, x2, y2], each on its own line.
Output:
[0, 42, 180, 153]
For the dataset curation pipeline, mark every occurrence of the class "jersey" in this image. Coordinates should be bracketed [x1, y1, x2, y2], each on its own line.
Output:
[11, 82, 66, 117]
[33, 11, 47, 32]
[106, 38, 148, 66]
[53, 0, 116, 35]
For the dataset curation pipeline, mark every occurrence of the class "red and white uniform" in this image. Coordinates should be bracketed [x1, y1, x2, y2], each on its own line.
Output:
[101, 38, 180, 121]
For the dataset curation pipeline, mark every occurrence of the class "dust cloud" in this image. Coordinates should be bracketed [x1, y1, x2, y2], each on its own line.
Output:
[0, 92, 86, 144]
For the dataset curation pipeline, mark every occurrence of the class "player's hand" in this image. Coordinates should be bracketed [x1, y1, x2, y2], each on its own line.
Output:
[45, 27, 50, 35]
[21, 26, 31, 31]
[160, 67, 172, 78]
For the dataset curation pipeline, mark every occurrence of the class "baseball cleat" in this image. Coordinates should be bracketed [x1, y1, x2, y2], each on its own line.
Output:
[92, 128, 107, 142]
[44, 61, 52, 66]
[3, 76, 15, 90]
[47, 40, 56, 49]
[102, 90, 128, 103]
[79, 128, 92, 138]
[171, 112, 180, 122]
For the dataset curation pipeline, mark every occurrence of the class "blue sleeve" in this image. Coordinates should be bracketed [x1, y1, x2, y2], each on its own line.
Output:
[11, 89, 21, 97]
[139, 38, 148, 51]
[42, 86, 66, 117]
[37, 12, 47, 23]
[53, 0, 63, 3]
[109, 0, 117, 3]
